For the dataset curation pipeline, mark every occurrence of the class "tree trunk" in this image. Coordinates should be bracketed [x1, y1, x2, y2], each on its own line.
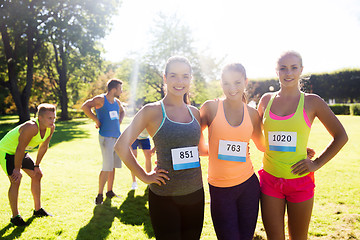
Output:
[59, 70, 69, 120]
[56, 43, 70, 120]
[0, 23, 30, 123]
[21, 24, 39, 122]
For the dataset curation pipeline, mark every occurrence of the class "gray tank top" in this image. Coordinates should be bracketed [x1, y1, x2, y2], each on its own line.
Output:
[150, 101, 203, 196]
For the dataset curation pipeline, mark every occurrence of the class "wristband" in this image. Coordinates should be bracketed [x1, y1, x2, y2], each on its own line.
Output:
[34, 165, 40, 168]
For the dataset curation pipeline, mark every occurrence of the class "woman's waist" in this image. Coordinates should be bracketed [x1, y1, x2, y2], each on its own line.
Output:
[262, 154, 308, 179]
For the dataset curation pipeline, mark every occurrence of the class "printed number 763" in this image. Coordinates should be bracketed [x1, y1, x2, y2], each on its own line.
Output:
[227, 144, 241, 152]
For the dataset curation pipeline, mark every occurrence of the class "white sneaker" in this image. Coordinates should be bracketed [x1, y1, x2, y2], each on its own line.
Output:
[131, 182, 138, 190]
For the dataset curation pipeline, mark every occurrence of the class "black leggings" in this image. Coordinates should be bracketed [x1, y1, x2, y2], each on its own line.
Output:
[149, 188, 204, 240]
[209, 174, 260, 240]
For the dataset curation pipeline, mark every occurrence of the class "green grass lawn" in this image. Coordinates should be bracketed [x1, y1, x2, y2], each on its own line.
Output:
[0, 115, 359, 239]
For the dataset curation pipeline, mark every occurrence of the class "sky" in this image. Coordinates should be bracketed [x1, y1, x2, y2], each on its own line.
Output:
[102, 0, 360, 79]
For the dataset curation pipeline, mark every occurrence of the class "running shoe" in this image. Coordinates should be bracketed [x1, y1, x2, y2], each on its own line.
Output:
[106, 190, 119, 198]
[95, 194, 103, 205]
[131, 181, 138, 190]
[33, 208, 53, 217]
[11, 215, 27, 226]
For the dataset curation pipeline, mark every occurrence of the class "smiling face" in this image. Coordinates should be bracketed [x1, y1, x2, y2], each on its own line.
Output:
[221, 63, 248, 102]
[164, 61, 192, 98]
[276, 52, 303, 88]
[221, 70, 247, 100]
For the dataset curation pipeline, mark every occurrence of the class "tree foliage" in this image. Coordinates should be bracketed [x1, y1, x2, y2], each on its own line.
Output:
[0, 0, 120, 121]
[247, 69, 360, 104]
[0, 0, 46, 122]
[303, 69, 360, 103]
[136, 13, 222, 110]
[43, 0, 120, 120]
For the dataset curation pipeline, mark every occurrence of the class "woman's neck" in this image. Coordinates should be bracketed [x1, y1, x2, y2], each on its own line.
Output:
[223, 97, 244, 109]
[163, 94, 186, 107]
[278, 86, 301, 97]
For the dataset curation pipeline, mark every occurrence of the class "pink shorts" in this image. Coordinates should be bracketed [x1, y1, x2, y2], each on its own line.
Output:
[258, 169, 315, 203]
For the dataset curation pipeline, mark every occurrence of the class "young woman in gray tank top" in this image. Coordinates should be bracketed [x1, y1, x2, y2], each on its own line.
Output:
[115, 56, 207, 240]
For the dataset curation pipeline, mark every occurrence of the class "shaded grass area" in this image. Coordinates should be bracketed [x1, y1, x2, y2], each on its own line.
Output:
[0, 115, 19, 139]
[76, 189, 153, 240]
[0, 115, 359, 239]
[0, 116, 90, 148]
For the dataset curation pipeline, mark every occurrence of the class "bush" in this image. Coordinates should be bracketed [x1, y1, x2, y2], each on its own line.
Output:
[68, 108, 87, 118]
[56, 109, 86, 119]
[329, 104, 350, 115]
[350, 104, 360, 116]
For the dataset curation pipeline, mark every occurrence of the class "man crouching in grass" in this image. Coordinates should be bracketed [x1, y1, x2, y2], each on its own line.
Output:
[0, 104, 56, 226]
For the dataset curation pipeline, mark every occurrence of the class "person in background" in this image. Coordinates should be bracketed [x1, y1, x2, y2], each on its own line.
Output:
[130, 128, 153, 190]
[81, 79, 125, 205]
[0, 103, 56, 226]
[257, 51, 348, 239]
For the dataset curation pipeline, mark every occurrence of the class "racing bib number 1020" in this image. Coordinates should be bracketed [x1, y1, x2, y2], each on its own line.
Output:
[218, 140, 247, 162]
[171, 146, 200, 170]
[268, 131, 297, 152]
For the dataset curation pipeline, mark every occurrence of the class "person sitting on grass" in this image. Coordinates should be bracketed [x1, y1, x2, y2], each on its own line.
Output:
[0, 103, 56, 226]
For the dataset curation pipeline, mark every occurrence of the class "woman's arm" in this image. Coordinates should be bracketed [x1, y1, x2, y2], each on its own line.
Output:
[199, 101, 216, 156]
[248, 106, 265, 152]
[291, 95, 348, 175]
[114, 105, 169, 185]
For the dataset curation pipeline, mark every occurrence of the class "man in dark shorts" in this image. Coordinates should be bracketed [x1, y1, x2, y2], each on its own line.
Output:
[0, 104, 56, 226]
[130, 129, 153, 190]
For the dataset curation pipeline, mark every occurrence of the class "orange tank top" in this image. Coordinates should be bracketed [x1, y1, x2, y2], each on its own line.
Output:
[208, 99, 254, 187]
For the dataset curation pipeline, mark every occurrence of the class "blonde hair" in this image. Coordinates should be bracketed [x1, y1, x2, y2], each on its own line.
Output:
[277, 50, 303, 67]
[37, 103, 56, 116]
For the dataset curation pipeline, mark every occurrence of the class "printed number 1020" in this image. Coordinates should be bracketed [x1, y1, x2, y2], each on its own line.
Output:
[272, 134, 292, 142]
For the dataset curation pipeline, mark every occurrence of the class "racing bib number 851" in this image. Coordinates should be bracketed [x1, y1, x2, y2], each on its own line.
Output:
[171, 146, 200, 170]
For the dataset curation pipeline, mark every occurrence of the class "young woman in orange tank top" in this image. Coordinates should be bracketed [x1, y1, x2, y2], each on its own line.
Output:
[200, 63, 265, 240]
[257, 51, 348, 240]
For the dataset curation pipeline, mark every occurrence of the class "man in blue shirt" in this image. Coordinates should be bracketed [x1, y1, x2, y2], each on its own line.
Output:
[82, 79, 125, 204]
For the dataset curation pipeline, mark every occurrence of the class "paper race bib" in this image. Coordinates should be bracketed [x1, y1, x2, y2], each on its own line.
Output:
[218, 140, 247, 162]
[268, 131, 297, 152]
[171, 146, 200, 170]
[109, 110, 119, 120]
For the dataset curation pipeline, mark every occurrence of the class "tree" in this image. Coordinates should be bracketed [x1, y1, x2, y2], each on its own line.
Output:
[44, 0, 120, 120]
[0, 1, 46, 122]
[138, 13, 222, 110]
[0, 0, 120, 121]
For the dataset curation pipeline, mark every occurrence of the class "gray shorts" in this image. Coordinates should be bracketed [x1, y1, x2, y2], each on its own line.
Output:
[99, 135, 121, 171]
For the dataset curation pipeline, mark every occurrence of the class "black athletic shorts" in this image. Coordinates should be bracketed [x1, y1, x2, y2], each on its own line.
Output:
[4, 153, 35, 175]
